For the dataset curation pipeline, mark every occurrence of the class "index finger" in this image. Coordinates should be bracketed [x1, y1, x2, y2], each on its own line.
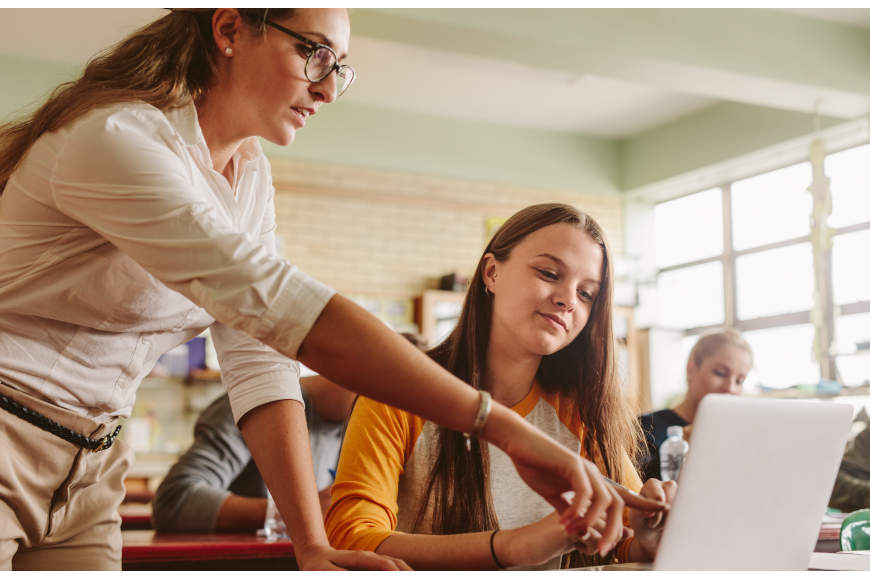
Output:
[606, 479, 668, 511]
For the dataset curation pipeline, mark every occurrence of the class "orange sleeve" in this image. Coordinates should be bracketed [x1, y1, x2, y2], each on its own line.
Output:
[324, 395, 424, 551]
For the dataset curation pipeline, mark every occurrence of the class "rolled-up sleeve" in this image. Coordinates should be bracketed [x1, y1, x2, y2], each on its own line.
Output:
[212, 320, 304, 423]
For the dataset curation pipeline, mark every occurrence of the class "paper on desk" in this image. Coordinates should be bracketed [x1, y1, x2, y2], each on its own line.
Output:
[809, 552, 870, 571]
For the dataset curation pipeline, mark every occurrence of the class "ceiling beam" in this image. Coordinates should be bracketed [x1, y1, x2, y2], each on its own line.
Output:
[351, 8, 870, 119]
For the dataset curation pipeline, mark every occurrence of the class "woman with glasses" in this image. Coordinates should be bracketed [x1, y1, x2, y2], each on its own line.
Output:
[0, 8, 662, 571]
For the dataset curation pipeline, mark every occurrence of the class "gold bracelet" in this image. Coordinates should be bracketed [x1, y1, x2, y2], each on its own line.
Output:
[463, 390, 492, 451]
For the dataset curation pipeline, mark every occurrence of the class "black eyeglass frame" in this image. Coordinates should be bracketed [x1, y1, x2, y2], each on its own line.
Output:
[264, 19, 355, 95]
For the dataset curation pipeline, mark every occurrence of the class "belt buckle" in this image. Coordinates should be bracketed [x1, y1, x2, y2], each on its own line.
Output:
[93, 437, 112, 452]
[92, 425, 121, 453]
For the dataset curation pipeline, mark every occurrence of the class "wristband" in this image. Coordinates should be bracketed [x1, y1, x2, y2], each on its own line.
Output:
[490, 529, 506, 569]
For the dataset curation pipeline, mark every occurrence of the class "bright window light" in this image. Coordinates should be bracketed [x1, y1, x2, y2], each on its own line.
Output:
[654, 188, 722, 268]
[833, 229, 870, 305]
[731, 162, 812, 250]
[835, 312, 870, 387]
[657, 262, 724, 329]
[826, 144, 870, 229]
[742, 324, 819, 389]
[736, 243, 813, 319]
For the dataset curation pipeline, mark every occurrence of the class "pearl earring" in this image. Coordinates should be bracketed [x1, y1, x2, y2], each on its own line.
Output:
[224, 46, 233, 56]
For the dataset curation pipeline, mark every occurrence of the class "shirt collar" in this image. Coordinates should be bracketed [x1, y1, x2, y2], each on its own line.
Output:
[163, 100, 263, 165]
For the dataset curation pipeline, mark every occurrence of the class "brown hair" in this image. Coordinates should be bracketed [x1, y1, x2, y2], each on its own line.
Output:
[416, 203, 642, 535]
[0, 8, 293, 192]
[688, 327, 753, 369]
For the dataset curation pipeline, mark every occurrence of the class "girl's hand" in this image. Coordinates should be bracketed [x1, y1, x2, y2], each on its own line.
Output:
[627, 478, 677, 561]
[495, 511, 579, 568]
[569, 517, 633, 556]
[493, 414, 667, 557]
[497, 510, 633, 568]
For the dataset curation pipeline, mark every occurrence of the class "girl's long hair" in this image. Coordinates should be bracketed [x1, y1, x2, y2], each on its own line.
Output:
[0, 8, 292, 192]
[415, 203, 642, 534]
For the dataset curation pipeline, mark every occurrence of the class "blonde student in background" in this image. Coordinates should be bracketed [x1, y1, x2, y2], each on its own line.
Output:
[638, 328, 753, 481]
[326, 203, 676, 570]
[0, 8, 663, 571]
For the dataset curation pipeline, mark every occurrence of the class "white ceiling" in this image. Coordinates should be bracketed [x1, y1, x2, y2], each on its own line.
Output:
[1, 8, 869, 138]
[347, 35, 717, 137]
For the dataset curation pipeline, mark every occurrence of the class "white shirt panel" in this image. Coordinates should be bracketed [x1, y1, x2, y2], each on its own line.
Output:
[0, 101, 334, 421]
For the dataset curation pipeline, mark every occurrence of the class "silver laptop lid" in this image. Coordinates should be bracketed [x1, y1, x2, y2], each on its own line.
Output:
[653, 394, 852, 571]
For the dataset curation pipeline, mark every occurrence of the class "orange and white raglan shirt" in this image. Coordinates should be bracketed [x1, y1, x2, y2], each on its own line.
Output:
[325, 381, 642, 570]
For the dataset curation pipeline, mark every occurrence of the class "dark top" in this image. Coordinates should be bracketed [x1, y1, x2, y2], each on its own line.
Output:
[151, 392, 346, 532]
[638, 408, 689, 481]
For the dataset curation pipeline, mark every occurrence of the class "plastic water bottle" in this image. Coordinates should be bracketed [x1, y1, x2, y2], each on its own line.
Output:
[263, 491, 290, 540]
[659, 425, 689, 482]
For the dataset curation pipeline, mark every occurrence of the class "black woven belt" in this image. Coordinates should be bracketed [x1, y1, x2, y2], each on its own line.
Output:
[0, 392, 121, 452]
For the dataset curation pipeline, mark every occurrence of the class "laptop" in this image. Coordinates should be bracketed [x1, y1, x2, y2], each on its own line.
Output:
[642, 394, 853, 570]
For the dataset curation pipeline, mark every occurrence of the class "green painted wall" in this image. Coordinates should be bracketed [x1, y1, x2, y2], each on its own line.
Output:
[264, 100, 620, 195]
[0, 54, 80, 120]
[620, 102, 844, 191]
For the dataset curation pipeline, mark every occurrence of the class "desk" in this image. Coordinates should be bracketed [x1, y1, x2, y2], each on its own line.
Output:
[119, 503, 153, 530]
[122, 530, 296, 570]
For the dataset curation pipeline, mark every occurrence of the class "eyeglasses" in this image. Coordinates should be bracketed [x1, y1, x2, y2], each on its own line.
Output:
[265, 20, 355, 97]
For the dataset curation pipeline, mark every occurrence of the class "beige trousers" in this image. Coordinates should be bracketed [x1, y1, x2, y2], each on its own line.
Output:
[0, 381, 133, 570]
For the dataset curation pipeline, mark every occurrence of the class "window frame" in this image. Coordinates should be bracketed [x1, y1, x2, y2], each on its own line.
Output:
[653, 142, 870, 388]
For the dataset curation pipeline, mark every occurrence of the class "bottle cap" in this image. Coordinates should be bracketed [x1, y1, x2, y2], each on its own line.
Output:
[666, 425, 684, 438]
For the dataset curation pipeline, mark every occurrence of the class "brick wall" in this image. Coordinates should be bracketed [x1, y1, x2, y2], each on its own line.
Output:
[271, 158, 624, 299]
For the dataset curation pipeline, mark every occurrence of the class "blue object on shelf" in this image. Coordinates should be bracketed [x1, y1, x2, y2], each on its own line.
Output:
[817, 378, 843, 395]
[187, 336, 206, 371]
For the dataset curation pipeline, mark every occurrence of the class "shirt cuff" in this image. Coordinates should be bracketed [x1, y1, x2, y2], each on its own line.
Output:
[260, 266, 335, 359]
[227, 369, 305, 424]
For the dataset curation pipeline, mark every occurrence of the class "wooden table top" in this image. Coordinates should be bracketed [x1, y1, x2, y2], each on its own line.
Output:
[122, 529, 294, 564]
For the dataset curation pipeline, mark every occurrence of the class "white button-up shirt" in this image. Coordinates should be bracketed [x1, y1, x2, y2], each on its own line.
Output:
[0, 101, 335, 423]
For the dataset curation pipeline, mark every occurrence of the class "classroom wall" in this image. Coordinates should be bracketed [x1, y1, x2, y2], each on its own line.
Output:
[270, 158, 624, 298]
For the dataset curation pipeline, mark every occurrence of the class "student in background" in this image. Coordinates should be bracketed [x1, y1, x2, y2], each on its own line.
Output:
[325, 203, 674, 570]
[152, 375, 353, 532]
[152, 333, 427, 532]
[638, 328, 753, 481]
[0, 9, 660, 571]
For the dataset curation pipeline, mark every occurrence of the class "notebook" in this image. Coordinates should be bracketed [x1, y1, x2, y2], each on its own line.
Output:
[647, 394, 853, 570]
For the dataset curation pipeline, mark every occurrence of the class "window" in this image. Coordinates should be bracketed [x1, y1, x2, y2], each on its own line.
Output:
[652, 144, 870, 394]
[832, 229, 870, 305]
[654, 188, 722, 268]
[827, 144, 870, 229]
[835, 313, 870, 387]
[742, 324, 819, 389]
[735, 243, 813, 319]
[657, 263, 723, 329]
[731, 162, 811, 250]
